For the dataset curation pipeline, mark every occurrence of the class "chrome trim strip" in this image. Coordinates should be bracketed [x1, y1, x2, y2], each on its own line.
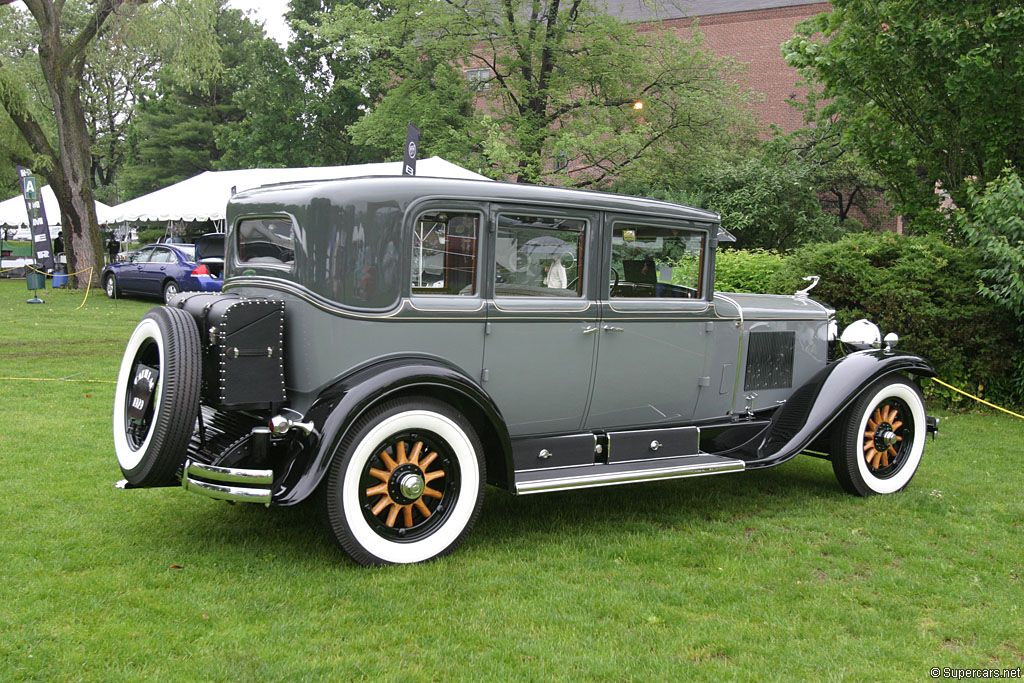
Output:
[515, 458, 744, 495]
[183, 478, 273, 504]
[185, 460, 273, 485]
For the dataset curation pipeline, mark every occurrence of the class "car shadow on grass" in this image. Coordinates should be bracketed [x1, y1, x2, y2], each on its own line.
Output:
[131, 455, 844, 566]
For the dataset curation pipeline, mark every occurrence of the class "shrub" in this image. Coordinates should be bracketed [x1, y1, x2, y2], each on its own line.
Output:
[713, 249, 785, 293]
[770, 232, 1019, 407]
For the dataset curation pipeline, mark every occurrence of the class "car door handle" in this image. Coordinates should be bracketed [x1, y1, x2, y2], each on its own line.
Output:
[602, 325, 624, 333]
[582, 326, 599, 335]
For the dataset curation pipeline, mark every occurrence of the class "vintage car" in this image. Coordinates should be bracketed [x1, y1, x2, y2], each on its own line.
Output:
[113, 177, 937, 566]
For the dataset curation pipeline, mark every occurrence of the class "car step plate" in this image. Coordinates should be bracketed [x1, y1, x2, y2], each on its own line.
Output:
[514, 454, 745, 495]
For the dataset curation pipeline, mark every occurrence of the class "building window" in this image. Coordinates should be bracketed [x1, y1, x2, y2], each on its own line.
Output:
[463, 67, 491, 90]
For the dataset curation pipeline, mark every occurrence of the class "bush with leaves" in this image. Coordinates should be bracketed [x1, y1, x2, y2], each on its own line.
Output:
[712, 249, 785, 293]
[770, 232, 1019, 407]
[956, 168, 1024, 404]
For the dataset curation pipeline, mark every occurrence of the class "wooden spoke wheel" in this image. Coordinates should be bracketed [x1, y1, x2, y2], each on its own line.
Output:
[320, 397, 485, 566]
[831, 375, 926, 496]
[358, 431, 459, 542]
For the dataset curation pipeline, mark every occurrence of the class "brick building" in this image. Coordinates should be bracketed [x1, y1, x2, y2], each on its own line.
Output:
[603, 0, 830, 133]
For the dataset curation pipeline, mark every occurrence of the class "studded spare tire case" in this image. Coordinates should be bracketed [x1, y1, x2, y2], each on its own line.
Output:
[173, 292, 286, 410]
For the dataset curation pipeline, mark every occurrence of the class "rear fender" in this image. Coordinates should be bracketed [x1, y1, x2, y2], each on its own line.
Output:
[747, 350, 935, 468]
[271, 355, 513, 505]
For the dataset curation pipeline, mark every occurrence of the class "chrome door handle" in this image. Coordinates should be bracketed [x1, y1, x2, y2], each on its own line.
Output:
[602, 325, 624, 332]
[582, 326, 599, 335]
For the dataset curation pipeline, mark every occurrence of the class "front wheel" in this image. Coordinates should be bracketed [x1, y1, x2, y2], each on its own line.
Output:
[830, 375, 926, 496]
[319, 398, 486, 566]
[105, 273, 118, 299]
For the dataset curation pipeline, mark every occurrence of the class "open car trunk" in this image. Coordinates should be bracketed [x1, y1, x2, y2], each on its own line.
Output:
[195, 233, 225, 278]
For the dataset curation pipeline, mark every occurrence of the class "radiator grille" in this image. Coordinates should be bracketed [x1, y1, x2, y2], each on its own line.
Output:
[744, 331, 795, 391]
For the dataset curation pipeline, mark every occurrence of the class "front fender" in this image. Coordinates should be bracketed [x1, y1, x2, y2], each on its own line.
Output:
[747, 350, 935, 469]
[271, 355, 513, 505]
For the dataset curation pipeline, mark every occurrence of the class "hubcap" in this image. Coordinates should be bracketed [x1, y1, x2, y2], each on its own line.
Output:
[399, 472, 425, 500]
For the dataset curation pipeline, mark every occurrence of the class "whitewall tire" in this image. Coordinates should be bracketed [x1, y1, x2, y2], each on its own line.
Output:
[113, 306, 201, 487]
[320, 398, 486, 566]
[831, 375, 926, 496]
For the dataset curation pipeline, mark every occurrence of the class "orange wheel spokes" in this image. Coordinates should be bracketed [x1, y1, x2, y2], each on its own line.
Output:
[419, 451, 439, 470]
[408, 441, 423, 465]
[371, 496, 391, 516]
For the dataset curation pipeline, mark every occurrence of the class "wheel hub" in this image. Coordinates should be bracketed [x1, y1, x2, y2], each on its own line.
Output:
[863, 404, 904, 471]
[389, 463, 426, 504]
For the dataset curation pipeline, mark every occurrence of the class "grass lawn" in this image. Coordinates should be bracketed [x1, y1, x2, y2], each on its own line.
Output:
[0, 278, 1021, 680]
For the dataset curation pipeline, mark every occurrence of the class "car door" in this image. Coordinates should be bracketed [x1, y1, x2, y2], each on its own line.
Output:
[585, 216, 714, 430]
[119, 246, 154, 294]
[138, 246, 174, 295]
[480, 207, 599, 436]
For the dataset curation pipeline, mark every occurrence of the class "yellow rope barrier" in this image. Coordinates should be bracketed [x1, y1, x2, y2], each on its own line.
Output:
[0, 376, 116, 384]
[20, 264, 96, 309]
[931, 377, 1024, 420]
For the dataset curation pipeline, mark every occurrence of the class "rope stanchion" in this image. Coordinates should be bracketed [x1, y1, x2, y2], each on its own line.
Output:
[22, 264, 96, 309]
[931, 377, 1024, 420]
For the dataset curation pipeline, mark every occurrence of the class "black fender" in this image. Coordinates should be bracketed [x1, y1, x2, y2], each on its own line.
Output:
[746, 349, 935, 469]
[271, 355, 513, 505]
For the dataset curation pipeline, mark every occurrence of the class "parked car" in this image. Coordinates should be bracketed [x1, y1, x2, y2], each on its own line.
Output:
[102, 235, 224, 304]
[112, 177, 937, 566]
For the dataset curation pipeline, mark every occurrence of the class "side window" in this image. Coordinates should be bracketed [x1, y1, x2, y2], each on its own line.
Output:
[610, 222, 705, 299]
[237, 217, 295, 267]
[411, 211, 480, 295]
[149, 248, 172, 264]
[133, 248, 153, 263]
[494, 214, 585, 297]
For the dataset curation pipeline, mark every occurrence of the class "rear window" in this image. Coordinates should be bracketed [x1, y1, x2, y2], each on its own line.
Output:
[237, 217, 295, 268]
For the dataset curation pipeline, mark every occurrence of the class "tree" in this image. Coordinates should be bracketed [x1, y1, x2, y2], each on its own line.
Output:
[120, 5, 282, 197]
[782, 1, 1024, 230]
[317, 0, 755, 186]
[0, 0, 219, 287]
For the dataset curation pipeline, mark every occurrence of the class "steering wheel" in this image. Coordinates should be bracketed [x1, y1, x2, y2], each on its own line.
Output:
[611, 268, 621, 298]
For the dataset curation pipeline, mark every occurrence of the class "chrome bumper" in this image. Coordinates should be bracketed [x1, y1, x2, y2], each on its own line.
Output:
[182, 459, 273, 504]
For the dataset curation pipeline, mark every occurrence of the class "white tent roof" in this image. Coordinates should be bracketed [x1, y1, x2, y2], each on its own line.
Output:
[104, 157, 493, 224]
[0, 184, 113, 228]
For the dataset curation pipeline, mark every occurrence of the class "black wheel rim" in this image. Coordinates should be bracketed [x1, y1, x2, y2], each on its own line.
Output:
[358, 430, 461, 543]
[862, 396, 915, 479]
[124, 339, 160, 450]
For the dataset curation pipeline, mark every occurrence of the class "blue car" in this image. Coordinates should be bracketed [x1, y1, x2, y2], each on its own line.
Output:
[102, 236, 223, 303]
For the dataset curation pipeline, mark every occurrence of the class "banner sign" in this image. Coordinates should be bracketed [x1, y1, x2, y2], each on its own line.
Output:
[15, 165, 54, 270]
[403, 123, 420, 177]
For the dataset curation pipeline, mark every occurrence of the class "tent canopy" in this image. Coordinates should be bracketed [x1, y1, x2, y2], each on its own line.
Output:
[0, 184, 112, 229]
[105, 157, 493, 224]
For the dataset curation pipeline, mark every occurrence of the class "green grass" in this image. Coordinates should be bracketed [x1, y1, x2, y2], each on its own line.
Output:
[0, 279, 1021, 680]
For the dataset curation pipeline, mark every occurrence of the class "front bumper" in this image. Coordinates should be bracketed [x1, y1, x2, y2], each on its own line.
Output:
[182, 459, 273, 504]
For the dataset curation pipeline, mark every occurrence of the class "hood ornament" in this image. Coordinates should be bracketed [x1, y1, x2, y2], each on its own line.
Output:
[794, 275, 820, 299]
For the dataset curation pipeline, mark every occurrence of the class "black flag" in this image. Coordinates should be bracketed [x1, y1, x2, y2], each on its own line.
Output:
[15, 165, 54, 270]
[403, 123, 420, 177]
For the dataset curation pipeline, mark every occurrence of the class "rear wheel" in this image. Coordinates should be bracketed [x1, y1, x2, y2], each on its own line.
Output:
[162, 280, 180, 304]
[831, 375, 926, 496]
[319, 397, 485, 566]
[113, 306, 201, 486]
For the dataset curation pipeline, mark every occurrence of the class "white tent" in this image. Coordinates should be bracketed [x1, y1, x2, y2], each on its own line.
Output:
[0, 184, 113, 230]
[104, 157, 493, 225]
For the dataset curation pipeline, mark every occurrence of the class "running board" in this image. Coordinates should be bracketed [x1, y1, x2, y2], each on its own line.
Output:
[514, 454, 745, 495]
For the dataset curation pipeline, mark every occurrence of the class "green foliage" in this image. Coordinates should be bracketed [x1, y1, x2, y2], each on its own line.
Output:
[119, 5, 281, 198]
[957, 169, 1024, 323]
[783, 1, 1024, 229]
[675, 146, 841, 251]
[772, 233, 1020, 406]
[713, 249, 785, 293]
[956, 168, 1024, 405]
[319, 0, 755, 186]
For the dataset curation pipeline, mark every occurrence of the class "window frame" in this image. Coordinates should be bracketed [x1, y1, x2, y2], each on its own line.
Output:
[490, 210, 589, 301]
[409, 208, 483, 298]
